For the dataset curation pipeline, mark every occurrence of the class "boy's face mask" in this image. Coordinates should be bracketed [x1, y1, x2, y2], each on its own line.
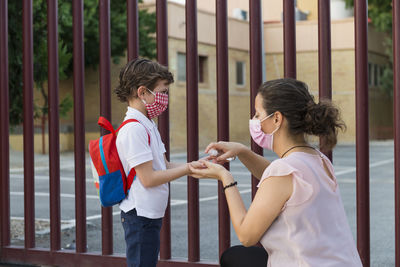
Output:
[142, 88, 169, 119]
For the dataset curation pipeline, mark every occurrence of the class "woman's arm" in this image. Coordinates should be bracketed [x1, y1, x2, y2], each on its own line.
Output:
[220, 171, 292, 246]
[135, 158, 204, 188]
[189, 159, 293, 247]
[236, 145, 271, 180]
[207, 142, 270, 180]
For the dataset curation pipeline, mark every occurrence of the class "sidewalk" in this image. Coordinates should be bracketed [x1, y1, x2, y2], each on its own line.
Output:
[3, 140, 397, 266]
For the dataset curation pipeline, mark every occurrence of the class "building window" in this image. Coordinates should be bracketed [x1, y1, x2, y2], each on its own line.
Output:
[177, 53, 208, 84]
[369, 62, 387, 87]
[236, 61, 246, 86]
[368, 62, 373, 86]
[374, 64, 379, 87]
[233, 8, 248, 21]
[241, 10, 248, 20]
[177, 52, 186, 81]
[198, 56, 208, 83]
[379, 66, 385, 86]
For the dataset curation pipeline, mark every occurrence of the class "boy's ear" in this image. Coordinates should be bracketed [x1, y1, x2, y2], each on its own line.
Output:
[137, 86, 147, 97]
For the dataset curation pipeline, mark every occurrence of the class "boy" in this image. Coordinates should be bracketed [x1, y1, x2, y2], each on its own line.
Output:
[115, 58, 193, 267]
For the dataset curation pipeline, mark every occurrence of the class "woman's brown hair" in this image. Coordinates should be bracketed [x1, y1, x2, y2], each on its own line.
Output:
[258, 78, 346, 150]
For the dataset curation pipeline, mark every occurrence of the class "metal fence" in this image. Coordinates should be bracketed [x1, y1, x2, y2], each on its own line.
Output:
[0, 0, 399, 266]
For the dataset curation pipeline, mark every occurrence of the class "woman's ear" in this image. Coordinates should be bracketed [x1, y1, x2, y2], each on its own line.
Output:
[274, 111, 283, 125]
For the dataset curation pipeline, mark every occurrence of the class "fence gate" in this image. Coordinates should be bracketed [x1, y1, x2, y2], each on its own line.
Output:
[1, 0, 400, 267]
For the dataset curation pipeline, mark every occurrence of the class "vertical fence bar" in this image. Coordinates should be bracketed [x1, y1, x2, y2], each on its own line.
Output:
[283, 0, 296, 78]
[354, 0, 370, 266]
[73, 0, 87, 253]
[393, 1, 400, 266]
[0, 0, 10, 250]
[157, 0, 172, 260]
[216, 0, 230, 256]
[23, 0, 35, 249]
[127, 0, 139, 61]
[47, 0, 61, 251]
[186, 0, 200, 261]
[317, 0, 333, 161]
[249, 0, 263, 197]
[99, 0, 113, 255]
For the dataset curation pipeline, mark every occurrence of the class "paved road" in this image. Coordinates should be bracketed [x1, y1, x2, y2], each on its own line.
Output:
[8, 141, 396, 266]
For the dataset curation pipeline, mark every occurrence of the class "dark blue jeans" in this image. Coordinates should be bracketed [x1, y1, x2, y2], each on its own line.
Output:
[121, 209, 163, 267]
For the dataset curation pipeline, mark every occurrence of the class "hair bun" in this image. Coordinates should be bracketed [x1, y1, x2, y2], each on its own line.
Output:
[304, 100, 345, 140]
[258, 78, 346, 150]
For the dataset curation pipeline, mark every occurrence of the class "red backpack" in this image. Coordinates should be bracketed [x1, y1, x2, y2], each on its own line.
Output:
[89, 116, 150, 207]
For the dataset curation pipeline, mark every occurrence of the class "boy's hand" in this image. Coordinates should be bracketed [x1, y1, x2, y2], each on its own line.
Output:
[186, 155, 214, 175]
[188, 160, 230, 181]
[188, 160, 207, 175]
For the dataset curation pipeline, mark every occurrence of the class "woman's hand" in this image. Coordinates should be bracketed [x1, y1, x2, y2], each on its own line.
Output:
[189, 160, 231, 181]
[188, 160, 206, 170]
[205, 141, 245, 164]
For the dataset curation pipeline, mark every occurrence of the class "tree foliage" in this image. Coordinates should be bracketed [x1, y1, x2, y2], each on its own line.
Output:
[8, 0, 156, 126]
[345, 0, 393, 96]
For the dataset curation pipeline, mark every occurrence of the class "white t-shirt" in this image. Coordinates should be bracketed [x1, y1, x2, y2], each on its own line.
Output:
[116, 107, 168, 219]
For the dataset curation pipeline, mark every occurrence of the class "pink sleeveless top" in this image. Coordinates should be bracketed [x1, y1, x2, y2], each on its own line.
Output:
[258, 151, 363, 267]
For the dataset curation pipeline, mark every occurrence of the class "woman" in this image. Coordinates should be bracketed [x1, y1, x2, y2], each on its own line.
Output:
[189, 78, 362, 267]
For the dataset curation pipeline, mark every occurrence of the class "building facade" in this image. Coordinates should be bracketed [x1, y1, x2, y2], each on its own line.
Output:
[10, 0, 391, 153]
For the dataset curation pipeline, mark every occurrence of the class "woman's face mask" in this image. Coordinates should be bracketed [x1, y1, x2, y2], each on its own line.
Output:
[249, 112, 280, 150]
[142, 88, 169, 119]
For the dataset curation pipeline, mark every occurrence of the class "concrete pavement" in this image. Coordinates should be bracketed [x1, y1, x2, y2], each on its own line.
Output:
[4, 141, 396, 266]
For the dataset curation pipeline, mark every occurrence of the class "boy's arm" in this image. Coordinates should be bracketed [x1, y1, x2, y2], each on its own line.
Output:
[164, 154, 212, 170]
[164, 154, 186, 169]
[135, 160, 190, 188]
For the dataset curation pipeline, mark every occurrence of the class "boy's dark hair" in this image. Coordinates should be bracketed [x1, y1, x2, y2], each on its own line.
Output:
[114, 58, 174, 102]
[258, 78, 346, 150]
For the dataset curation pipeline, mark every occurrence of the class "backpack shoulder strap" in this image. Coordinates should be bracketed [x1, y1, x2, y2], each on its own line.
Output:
[117, 119, 139, 131]
[117, 119, 150, 145]
[97, 116, 116, 135]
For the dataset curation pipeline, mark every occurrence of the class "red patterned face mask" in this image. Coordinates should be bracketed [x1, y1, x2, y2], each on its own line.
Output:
[143, 89, 169, 119]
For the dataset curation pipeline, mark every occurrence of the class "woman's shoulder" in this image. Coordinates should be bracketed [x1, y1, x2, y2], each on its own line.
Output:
[261, 158, 300, 181]
[259, 157, 314, 208]
[269, 155, 302, 169]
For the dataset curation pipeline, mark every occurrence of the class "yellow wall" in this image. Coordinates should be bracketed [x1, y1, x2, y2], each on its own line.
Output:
[9, 132, 100, 154]
[168, 38, 252, 152]
[266, 49, 357, 143]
